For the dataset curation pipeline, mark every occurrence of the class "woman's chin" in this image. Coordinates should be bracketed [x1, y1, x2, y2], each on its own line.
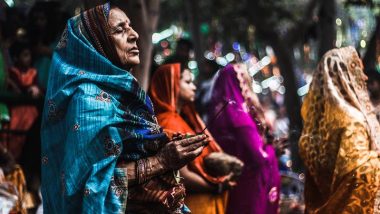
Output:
[129, 57, 140, 66]
[122, 58, 140, 69]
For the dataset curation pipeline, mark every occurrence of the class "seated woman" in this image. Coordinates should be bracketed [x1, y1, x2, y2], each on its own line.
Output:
[149, 63, 242, 214]
[299, 46, 380, 213]
[41, 3, 209, 213]
[207, 64, 281, 214]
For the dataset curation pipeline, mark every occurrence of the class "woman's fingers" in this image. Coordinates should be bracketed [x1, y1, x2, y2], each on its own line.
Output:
[182, 140, 208, 153]
[187, 145, 205, 158]
[172, 132, 184, 141]
[178, 134, 207, 146]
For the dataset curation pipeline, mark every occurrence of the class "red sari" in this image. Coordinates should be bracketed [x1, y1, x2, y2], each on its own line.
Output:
[149, 63, 227, 214]
[5, 67, 39, 159]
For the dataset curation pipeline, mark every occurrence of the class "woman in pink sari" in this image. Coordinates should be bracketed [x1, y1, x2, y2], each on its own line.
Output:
[207, 64, 281, 214]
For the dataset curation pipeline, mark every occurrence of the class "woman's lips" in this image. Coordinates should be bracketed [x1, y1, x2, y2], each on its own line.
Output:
[129, 49, 139, 55]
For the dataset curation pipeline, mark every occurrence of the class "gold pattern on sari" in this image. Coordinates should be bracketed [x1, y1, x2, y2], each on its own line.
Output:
[299, 47, 380, 213]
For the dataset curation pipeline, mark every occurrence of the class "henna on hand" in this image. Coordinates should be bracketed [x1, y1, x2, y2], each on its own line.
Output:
[157, 134, 208, 170]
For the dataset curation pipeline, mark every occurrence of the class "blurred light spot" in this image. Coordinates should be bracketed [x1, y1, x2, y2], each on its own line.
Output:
[163, 49, 171, 56]
[297, 83, 310, 96]
[4, 0, 14, 7]
[242, 53, 250, 61]
[216, 57, 228, 66]
[336, 18, 342, 26]
[154, 54, 163, 64]
[253, 84, 262, 93]
[335, 40, 342, 48]
[152, 33, 161, 44]
[265, 46, 274, 56]
[286, 160, 292, 168]
[232, 42, 240, 51]
[362, 30, 367, 37]
[269, 79, 280, 91]
[16, 28, 26, 38]
[360, 40, 366, 48]
[278, 86, 285, 94]
[152, 28, 174, 44]
[204, 51, 215, 60]
[278, 76, 284, 83]
[261, 76, 276, 88]
[299, 173, 305, 181]
[261, 56, 271, 66]
[225, 53, 235, 62]
[160, 41, 169, 48]
[188, 61, 198, 70]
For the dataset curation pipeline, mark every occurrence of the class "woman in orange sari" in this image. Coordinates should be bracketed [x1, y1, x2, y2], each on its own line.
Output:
[299, 47, 380, 213]
[149, 63, 241, 214]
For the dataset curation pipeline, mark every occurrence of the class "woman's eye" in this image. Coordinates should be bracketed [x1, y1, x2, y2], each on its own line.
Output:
[115, 28, 124, 33]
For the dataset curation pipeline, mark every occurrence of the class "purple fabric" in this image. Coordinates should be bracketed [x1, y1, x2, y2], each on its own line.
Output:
[207, 64, 280, 214]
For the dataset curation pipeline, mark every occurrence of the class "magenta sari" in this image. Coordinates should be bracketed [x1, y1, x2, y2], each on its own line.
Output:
[207, 64, 280, 214]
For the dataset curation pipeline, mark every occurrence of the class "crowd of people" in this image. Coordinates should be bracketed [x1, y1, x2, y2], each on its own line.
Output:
[1, 1, 380, 214]
[0, 2, 69, 213]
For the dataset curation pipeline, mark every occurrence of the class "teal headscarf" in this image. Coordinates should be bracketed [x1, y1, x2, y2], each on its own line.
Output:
[41, 3, 167, 213]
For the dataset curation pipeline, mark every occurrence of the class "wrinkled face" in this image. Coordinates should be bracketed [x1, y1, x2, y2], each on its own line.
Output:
[179, 69, 196, 102]
[108, 7, 140, 69]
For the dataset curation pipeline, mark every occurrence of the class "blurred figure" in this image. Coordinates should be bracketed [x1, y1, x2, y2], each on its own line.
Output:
[195, 58, 221, 123]
[299, 47, 380, 213]
[27, 2, 66, 90]
[367, 69, 380, 121]
[5, 40, 40, 159]
[208, 64, 281, 214]
[163, 38, 193, 66]
[149, 63, 243, 214]
[273, 106, 289, 138]
[0, 20, 10, 128]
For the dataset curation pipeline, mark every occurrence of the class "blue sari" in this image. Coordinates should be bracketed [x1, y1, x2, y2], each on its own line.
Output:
[41, 11, 168, 213]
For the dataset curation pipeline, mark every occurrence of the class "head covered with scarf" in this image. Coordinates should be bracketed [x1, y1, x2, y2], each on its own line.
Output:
[149, 63, 225, 183]
[206, 64, 281, 213]
[299, 46, 380, 213]
[207, 64, 265, 130]
[41, 3, 186, 213]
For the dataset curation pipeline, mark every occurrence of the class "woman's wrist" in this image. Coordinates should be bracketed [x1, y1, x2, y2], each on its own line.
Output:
[146, 155, 167, 180]
[117, 155, 168, 186]
[135, 155, 169, 184]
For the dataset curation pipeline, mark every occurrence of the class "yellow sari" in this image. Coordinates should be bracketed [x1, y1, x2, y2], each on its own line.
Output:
[299, 47, 380, 213]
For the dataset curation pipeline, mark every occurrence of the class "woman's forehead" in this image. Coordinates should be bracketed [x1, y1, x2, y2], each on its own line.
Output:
[182, 69, 192, 76]
[108, 7, 130, 25]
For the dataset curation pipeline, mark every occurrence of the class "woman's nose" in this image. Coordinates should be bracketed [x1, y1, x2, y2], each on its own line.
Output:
[192, 84, 197, 91]
[128, 28, 139, 42]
